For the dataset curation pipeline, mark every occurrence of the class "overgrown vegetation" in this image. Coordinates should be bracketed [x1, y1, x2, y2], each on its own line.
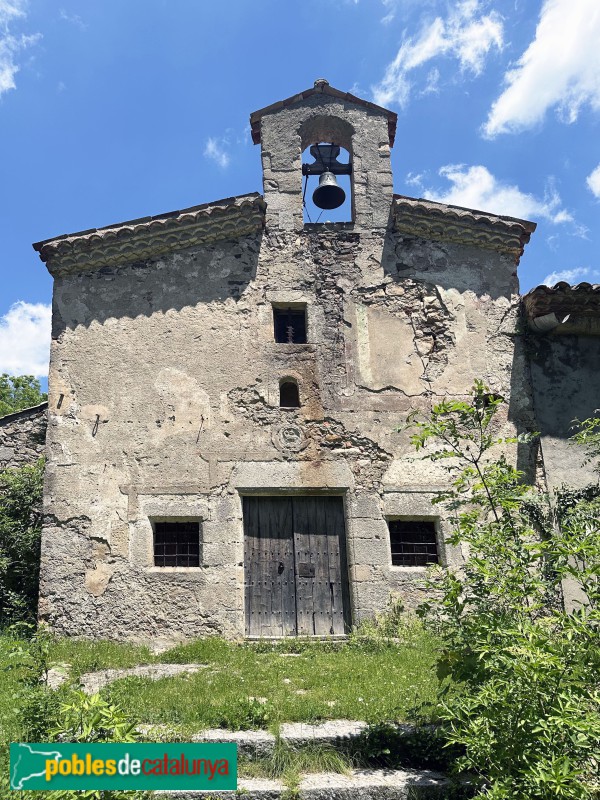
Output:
[240, 739, 352, 784]
[99, 633, 440, 731]
[0, 628, 148, 799]
[408, 382, 600, 799]
[0, 374, 47, 418]
[0, 629, 440, 795]
[0, 459, 44, 628]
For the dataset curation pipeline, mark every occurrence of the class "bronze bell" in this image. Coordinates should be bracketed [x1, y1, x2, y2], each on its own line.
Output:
[312, 170, 345, 210]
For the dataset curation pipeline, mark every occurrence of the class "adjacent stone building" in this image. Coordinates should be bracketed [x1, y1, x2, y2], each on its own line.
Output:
[523, 282, 600, 491]
[28, 80, 590, 643]
[0, 403, 47, 471]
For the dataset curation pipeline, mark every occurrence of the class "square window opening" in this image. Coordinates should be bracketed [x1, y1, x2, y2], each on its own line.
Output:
[273, 306, 307, 344]
[153, 521, 200, 567]
[388, 519, 438, 567]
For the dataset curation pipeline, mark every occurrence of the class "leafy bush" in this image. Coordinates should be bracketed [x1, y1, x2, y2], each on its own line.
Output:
[349, 596, 431, 650]
[49, 691, 140, 744]
[0, 459, 44, 628]
[351, 721, 462, 772]
[1, 626, 147, 800]
[408, 382, 600, 799]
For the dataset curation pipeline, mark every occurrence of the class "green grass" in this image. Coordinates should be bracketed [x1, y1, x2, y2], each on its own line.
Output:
[102, 636, 440, 731]
[49, 637, 156, 677]
[2, 629, 442, 734]
[239, 740, 354, 781]
[0, 627, 444, 796]
[0, 633, 35, 796]
[0, 634, 28, 744]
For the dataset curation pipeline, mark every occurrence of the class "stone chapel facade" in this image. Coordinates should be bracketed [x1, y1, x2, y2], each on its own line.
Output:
[32, 80, 544, 642]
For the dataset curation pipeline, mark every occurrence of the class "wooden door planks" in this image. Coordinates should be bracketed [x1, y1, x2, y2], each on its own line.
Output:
[244, 496, 350, 637]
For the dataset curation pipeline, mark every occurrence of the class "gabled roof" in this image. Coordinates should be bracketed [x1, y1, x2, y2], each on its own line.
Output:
[392, 194, 536, 264]
[250, 79, 398, 147]
[33, 193, 266, 276]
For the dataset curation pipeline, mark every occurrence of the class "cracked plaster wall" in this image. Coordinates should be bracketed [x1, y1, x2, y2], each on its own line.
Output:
[40, 97, 532, 642]
[40, 225, 527, 642]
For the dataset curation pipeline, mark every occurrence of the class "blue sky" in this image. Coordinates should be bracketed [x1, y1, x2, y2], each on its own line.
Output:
[1, 0, 599, 382]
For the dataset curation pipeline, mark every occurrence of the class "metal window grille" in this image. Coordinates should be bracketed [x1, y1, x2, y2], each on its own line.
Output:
[153, 522, 200, 567]
[273, 307, 307, 344]
[388, 520, 438, 567]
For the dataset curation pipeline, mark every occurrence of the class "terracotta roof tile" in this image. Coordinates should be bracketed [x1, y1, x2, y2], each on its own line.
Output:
[523, 281, 600, 318]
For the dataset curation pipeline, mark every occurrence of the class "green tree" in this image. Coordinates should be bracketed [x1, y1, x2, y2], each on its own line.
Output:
[0, 459, 44, 627]
[0, 374, 47, 418]
[408, 382, 600, 799]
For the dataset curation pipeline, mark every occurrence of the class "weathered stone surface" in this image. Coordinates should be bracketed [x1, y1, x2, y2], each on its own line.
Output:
[0, 404, 47, 470]
[154, 769, 449, 798]
[280, 720, 367, 747]
[298, 768, 449, 798]
[44, 664, 70, 690]
[79, 663, 208, 694]
[191, 729, 275, 758]
[34, 82, 542, 641]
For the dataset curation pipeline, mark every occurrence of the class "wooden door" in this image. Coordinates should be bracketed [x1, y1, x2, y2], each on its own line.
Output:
[243, 496, 350, 637]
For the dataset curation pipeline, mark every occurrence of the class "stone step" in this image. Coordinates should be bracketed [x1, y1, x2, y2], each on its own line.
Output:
[187, 719, 417, 758]
[155, 767, 450, 798]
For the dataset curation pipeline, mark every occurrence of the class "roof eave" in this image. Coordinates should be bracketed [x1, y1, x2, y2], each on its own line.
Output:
[392, 194, 536, 264]
[523, 281, 600, 321]
[34, 193, 266, 277]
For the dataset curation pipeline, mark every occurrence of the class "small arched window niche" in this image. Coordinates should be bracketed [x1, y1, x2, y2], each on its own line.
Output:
[300, 115, 355, 226]
[279, 379, 301, 409]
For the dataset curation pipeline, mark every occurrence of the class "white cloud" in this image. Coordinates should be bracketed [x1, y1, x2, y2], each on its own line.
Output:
[421, 67, 440, 96]
[59, 8, 88, 30]
[484, 0, 600, 136]
[381, 0, 396, 25]
[587, 163, 600, 198]
[405, 171, 425, 188]
[0, 302, 51, 377]
[372, 0, 503, 107]
[542, 267, 600, 286]
[424, 164, 573, 224]
[203, 137, 230, 169]
[0, 0, 40, 97]
[0, 0, 25, 23]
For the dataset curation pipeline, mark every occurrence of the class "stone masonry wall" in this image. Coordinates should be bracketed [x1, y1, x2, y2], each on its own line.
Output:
[38, 93, 533, 643]
[0, 404, 47, 470]
[39, 222, 529, 643]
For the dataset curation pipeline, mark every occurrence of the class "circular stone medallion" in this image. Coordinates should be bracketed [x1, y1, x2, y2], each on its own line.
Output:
[272, 422, 309, 453]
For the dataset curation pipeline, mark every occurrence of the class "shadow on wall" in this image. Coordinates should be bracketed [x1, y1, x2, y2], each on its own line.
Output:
[51, 231, 263, 335]
[525, 332, 600, 489]
[380, 227, 519, 302]
[508, 326, 539, 485]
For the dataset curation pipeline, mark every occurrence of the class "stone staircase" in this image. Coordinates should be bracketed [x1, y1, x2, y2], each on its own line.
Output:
[153, 719, 463, 799]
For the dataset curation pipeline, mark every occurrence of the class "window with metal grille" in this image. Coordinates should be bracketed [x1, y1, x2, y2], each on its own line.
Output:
[273, 307, 307, 344]
[388, 520, 438, 567]
[280, 380, 300, 408]
[153, 521, 200, 567]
